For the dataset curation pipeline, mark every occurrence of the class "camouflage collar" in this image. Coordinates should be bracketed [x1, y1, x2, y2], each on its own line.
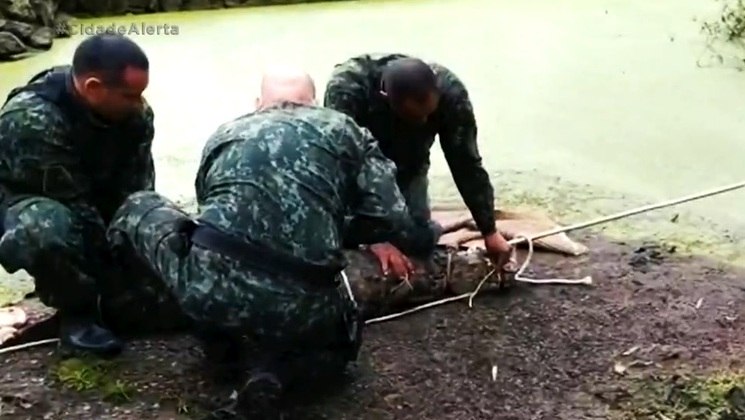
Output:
[259, 101, 316, 112]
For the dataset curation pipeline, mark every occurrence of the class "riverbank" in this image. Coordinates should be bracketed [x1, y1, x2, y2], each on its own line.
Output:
[0, 0, 350, 60]
[0, 1, 744, 415]
[1, 233, 744, 419]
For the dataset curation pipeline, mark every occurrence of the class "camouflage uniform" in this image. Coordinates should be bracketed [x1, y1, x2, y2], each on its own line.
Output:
[106, 103, 429, 388]
[0, 65, 167, 326]
[324, 53, 497, 243]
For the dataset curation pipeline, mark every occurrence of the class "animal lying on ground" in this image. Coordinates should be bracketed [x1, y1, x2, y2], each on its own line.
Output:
[0, 208, 588, 347]
[346, 208, 589, 317]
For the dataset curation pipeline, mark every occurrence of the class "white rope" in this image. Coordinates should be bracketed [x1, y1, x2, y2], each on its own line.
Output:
[365, 180, 745, 325]
[1, 181, 743, 351]
[0, 338, 59, 355]
[340, 270, 356, 305]
[365, 236, 592, 325]
[465, 234, 592, 308]
[508, 234, 593, 285]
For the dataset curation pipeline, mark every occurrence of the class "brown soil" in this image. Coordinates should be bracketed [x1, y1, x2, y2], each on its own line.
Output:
[1, 233, 744, 420]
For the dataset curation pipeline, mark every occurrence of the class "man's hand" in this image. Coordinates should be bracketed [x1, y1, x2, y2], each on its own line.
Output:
[483, 232, 517, 276]
[368, 242, 415, 280]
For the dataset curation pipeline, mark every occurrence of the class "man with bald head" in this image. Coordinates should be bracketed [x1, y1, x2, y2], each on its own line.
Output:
[0, 33, 158, 356]
[255, 65, 316, 108]
[106, 66, 431, 417]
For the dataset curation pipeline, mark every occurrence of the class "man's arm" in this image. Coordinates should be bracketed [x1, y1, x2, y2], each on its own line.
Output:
[346, 123, 437, 256]
[0, 95, 106, 232]
[323, 61, 370, 121]
[437, 68, 496, 236]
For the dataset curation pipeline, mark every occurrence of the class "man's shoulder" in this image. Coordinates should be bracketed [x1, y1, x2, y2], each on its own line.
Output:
[429, 62, 469, 98]
[206, 105, 360, 144]
[330, 53, 411, 83]
[0, 90, 67, 134]
[140, 97, 155, 126]
[334, 52, 407, 69]
[289, 103, 357, 124]
[269, 105, 364, 152]
[245, 104, 356, 129]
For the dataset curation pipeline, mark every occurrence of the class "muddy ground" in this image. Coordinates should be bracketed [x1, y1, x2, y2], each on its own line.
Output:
[1, 232, 744, 420]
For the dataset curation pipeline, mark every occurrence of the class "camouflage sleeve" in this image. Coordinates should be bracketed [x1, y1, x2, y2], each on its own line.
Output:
[437, 68, 496, 236]
[323, 62, 369, 121]
[0, 94, 107, 231]
[346, 123, 438, 255]
[112, 102, 156, 199]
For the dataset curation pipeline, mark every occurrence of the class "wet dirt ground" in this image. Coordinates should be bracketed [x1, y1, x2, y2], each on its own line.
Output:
[1, 232, 743, 419]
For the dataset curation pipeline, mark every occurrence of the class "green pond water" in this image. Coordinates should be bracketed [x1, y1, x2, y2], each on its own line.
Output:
[1, 0, 744, 302]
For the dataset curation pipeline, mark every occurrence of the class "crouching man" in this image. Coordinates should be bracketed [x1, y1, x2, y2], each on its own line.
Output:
[0, 33, 158, 356]
[105, 66, 433, 418]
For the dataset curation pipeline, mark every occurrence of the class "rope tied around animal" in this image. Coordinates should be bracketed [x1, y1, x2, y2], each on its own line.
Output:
[364, 234, 593, 325]
[365, 179, 745, 325]
[1, 180, 744, 353]
[466, 234, 593, 308]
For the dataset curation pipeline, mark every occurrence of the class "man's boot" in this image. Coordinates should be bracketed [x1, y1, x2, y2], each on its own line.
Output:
[58, 313, 123, 358]
[25, 249, 125, 357]
[195, 328, 248, 384]
[236, 370, 283, 419]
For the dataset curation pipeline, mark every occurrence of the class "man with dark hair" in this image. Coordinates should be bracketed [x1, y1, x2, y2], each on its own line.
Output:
[106, 65, 432, 418]
[0, 33, 157, 356]
[324, 53, 514, 279]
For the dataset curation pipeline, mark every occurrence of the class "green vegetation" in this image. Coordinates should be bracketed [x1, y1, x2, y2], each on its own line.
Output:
[702, 0, 745, 43]
[700, 0, 745, 66]
[0, 273, 33, 307]
[54, 357, 135, 403]
[617, 371, 745, 420]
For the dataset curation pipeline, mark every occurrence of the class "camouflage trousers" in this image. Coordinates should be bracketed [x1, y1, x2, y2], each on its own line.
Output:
[107, 191, 361, 386]
[0, 196, 101, 314]
[0, 195, 186, 332]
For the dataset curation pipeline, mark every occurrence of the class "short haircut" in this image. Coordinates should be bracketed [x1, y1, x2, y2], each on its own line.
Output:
[381, 58, 437, 103]
[72, 33, 149, 86]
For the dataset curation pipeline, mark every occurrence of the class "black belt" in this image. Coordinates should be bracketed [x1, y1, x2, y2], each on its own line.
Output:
[186, 221, 343, 289]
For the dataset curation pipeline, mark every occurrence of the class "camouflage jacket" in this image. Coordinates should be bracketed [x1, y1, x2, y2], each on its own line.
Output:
[0, 65, 156, 230]
[323, 53, 496, 235]
[194, 102, 434, 268]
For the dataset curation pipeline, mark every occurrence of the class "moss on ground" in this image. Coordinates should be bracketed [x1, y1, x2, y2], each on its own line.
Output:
[0, 271, 33, 307]
[616, 371, 745, 420]
[53, 357, 136, 404]
[0, 286, 23, 308]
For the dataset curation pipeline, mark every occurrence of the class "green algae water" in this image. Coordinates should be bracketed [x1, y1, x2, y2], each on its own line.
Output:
[0, 0, 744, 302]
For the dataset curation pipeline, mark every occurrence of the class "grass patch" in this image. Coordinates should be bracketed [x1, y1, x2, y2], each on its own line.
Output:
[617, 371, 745, 420]
[699, 0, 745, 68]
[0, 271, 34, 307]
[702, 0, 745, 44]
[54, 357, 135, 403]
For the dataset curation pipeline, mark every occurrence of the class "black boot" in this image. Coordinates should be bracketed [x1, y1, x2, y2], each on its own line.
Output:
[236, 370, 283, 419]
[195, 328, 248, 384]
[58, 314, 123, 358]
